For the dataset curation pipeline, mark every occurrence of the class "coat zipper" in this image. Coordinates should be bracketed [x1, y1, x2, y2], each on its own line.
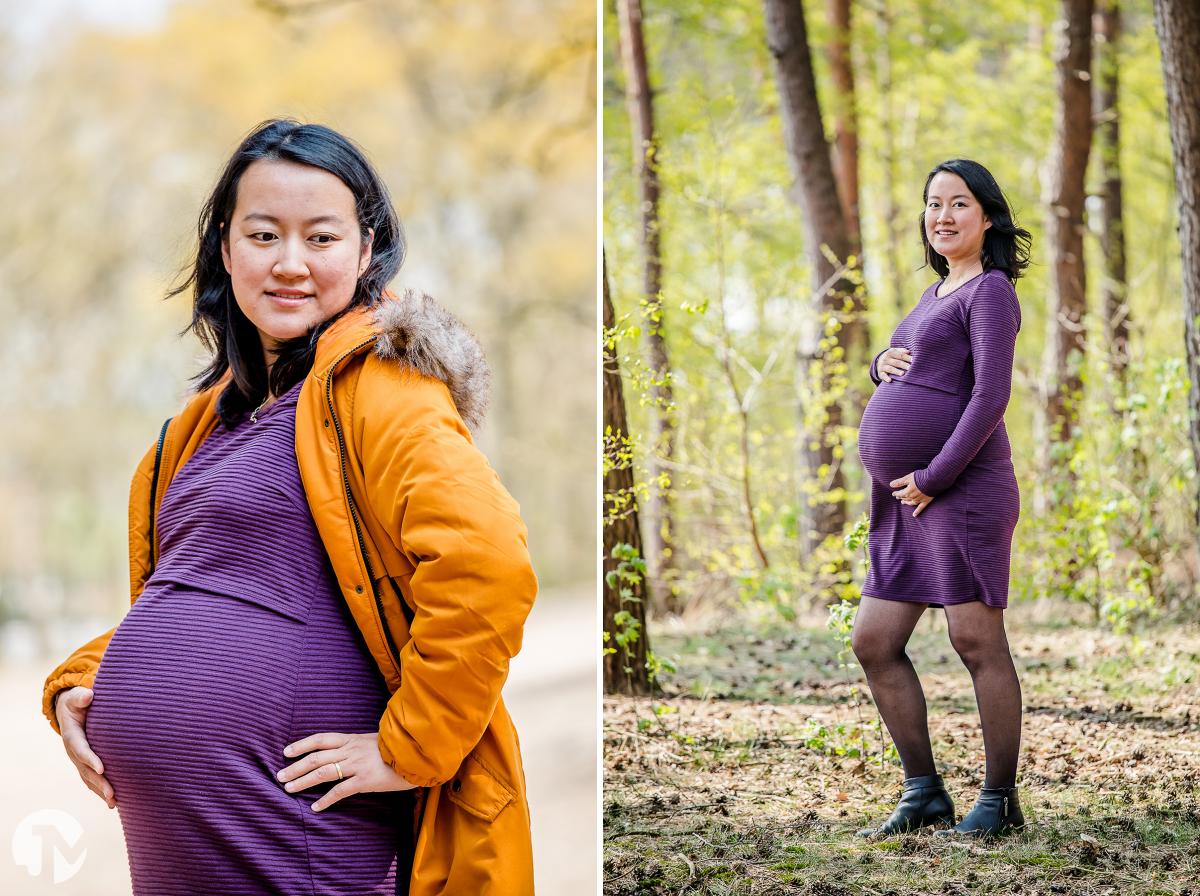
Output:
[325, 339, 404, 681]
[147, 416, 172, 575]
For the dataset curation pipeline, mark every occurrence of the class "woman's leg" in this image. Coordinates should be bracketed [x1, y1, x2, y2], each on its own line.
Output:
[943, 602, 1022, 788]
[851, 596, 934, 777]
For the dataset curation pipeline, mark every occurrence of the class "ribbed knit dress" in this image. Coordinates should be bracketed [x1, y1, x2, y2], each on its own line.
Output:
[85, 379, 414, 895]
[857, 268, 1022, 608]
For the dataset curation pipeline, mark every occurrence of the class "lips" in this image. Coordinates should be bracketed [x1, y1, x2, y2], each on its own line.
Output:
[265, 290, 313, 304]
[934, 230, 958, 237]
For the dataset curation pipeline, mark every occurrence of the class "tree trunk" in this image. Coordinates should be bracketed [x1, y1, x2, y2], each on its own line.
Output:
[1153, 0, 1200, 535]
[763, 0, 852, 556]
[1041, 0, 1095, 458]
[616, 0, 676, 597]
[827, 0, 871, 442]
[872, 0, 906, 321]
[827, 0, 860, 257]
[1095, 0, 1130, 389]
[603, 251, 653, 696]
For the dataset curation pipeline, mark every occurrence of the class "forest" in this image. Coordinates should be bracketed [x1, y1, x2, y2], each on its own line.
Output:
[603, 0, 1200, 892]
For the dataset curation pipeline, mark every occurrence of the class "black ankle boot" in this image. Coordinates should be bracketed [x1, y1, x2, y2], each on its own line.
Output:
[856, 773, 955, 837]
[934, 786, 1024, 838]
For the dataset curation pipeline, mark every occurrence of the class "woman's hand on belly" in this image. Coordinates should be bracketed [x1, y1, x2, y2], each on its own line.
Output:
[890, 472, 935, 517]
[876, 347, 913, 382]
[55, 686, 116, 809]
[275, 731, 417, 812]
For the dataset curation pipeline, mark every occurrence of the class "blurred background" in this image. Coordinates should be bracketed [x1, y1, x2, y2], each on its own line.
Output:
[0, 0, 596, 892]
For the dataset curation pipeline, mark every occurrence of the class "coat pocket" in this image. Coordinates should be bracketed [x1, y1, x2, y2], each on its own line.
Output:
[444, 753, 516, 822]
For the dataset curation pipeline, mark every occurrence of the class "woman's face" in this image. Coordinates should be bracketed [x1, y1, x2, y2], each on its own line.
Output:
[924, 171, 991, 267]
[221, 158, 373, 358]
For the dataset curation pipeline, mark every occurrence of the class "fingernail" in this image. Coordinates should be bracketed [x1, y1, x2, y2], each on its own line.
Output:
[312, 804, 323, 813]
[284, 782, 295, 792]
[275, 770, 286, 781]
[283, 746, 293, 757]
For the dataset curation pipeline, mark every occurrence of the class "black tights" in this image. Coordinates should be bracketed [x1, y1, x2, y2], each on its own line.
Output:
[851, 596, 1022, 789]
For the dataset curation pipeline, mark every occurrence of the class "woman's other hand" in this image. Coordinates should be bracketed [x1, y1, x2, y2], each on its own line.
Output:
[877, 347, 913, 382]
[889, 472, 935, 517]
[56, 686, 115, 809]
[276, 732, 417, 812]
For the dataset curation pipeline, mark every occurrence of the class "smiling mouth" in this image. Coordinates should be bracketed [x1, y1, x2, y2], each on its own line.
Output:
[266, 291, 313, 301]
[934, 230, 958, 237]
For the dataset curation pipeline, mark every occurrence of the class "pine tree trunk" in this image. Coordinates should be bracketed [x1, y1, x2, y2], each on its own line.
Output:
[872, 0, 906, 321]
[603, 252, 653, 696]
[617, 0, 676, 597]
[1153, 0, 1200, 535]
[763, 0, 852, 556]
[827, 0, 871, 433]
[1041, 0, 1094, 460]
[1096, 0, 1130, 389]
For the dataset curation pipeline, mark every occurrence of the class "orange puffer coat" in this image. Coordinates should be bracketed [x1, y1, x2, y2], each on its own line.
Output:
[42, 291, 539, 895]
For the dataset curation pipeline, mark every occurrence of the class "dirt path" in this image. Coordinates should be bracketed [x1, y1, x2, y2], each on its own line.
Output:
[1, 589, 595, 894]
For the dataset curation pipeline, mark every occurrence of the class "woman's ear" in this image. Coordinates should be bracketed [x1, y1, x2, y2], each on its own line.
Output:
[359, 226, 375, 277]
[219, 222, 232, 275]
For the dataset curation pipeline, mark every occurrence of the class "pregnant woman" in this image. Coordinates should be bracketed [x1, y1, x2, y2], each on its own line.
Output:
[854, 158, 1031, 839]
[41, 120, 537, 894]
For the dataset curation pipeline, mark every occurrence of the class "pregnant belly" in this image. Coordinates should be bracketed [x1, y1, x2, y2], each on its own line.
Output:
[857, 381, 963, 484]
[85, 581, 407, 893]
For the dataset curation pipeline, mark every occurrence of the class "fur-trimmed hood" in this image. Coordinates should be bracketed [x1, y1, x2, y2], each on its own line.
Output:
[370, 291, 491, 433]
[311, 288, 491, 433]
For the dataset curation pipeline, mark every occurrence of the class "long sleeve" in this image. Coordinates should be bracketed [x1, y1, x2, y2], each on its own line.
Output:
[869, 348, 888, 386]
[913, 277, 1021, 496]
[358, 363, 537, 788]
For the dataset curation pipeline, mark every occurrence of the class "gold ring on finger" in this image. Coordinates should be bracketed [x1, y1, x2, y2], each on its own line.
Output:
[334, 761, 344, 781]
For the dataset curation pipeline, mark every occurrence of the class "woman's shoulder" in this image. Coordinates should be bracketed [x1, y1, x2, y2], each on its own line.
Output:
[960, 268, 1019, 307]
[963, 268, 1022, 331]
[978, 267, 1018, 293]
[357, 290, 492, 433]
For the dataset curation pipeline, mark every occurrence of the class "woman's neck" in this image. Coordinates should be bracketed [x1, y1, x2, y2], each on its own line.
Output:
[944, 257, 983, 285]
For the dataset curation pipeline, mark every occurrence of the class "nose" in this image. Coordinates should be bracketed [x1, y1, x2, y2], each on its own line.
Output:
[272, 236, 309, 279]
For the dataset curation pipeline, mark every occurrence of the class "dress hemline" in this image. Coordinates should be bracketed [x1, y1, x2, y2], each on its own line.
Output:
[859, 591, 1007, 610]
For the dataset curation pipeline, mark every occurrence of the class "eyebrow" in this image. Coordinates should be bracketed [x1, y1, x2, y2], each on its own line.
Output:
[928, 195, 970, 201]
[241, 213, 347, 226]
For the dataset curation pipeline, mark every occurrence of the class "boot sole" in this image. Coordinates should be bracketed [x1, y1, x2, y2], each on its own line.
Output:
[934, 820, 1025, 839]
[857, 813, 956, 837]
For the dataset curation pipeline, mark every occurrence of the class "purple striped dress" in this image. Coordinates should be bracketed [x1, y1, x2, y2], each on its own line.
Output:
[85, 379, 413, 895]
[857, 268, 1022, 608]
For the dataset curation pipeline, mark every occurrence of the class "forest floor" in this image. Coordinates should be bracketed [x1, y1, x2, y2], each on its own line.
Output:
[604, 602, 1200, 895]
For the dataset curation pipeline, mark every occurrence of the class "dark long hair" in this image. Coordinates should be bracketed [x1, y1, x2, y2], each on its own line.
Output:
[918, 158, 1031, 283]
[169, 119, 404, 426]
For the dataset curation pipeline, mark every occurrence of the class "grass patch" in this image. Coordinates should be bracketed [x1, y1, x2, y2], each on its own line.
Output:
[605, 606, 1200, 894]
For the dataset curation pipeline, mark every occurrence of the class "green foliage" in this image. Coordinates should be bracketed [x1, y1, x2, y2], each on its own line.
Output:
[605, 542, 648, 661]
[604, 543, 675, 682]
[800, 717, 895, 763]
[1015, 354, 1196, 629]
